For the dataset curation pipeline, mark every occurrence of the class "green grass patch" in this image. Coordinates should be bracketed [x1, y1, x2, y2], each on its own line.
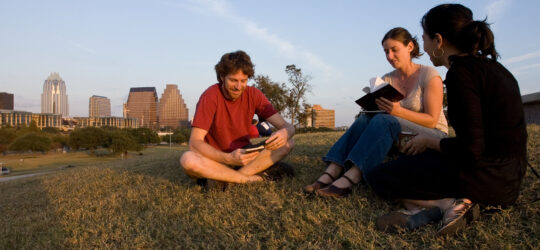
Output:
[0, 127, 538, 248]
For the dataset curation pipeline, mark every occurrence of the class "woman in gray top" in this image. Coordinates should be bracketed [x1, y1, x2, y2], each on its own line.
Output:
[303, 27, 448, 197]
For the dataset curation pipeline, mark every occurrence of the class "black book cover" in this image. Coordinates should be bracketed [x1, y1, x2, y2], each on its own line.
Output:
[355, 83, 404, 111]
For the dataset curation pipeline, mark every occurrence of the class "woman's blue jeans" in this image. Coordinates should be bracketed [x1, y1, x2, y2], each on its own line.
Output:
[322, 114, 401, 178]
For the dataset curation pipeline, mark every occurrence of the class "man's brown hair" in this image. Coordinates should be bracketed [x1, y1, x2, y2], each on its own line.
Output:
[215, 50, 255, 83]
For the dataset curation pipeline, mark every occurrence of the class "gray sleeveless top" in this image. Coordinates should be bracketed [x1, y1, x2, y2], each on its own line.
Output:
[382, 65, 449, 134]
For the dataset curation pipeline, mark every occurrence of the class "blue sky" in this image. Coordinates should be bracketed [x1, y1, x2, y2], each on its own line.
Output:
[1, 0, 539, 127]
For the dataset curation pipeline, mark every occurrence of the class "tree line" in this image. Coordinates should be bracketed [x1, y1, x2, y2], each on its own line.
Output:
[0, 122, 191, 155]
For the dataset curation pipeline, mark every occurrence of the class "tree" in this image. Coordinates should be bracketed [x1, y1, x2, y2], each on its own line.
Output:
[172, 128, 191, 144]
[0, 127, 17, 153]
[51, 135, 69, 150]
[9, 133, 51, 152]
[109, 130, 142, 154]
[42, 127, 61, 134]
[68, 127, 108, 150]
[254, 75, 289, 113]
[0, 128, 17, 144]
[127, 128, 160, 145]
[285, 64, 312, 126]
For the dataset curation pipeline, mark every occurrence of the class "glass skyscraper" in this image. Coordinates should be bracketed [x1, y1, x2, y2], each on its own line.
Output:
[41, 72, 69, 117]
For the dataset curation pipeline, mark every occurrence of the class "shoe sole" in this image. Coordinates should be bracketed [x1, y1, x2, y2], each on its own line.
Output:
[437, 204, 480, 236]
[303, 181, 330, 194]
[377, 207, 443, 233]
[315, 188, 351, 198]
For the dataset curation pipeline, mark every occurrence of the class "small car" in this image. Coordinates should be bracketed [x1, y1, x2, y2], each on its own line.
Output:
[1, 166, 10, 175]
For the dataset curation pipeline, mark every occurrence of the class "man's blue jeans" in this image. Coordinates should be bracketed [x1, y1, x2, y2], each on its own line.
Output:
[322, 114, 401, 178]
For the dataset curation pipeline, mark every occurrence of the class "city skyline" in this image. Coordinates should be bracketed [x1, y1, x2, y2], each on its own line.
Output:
[2, 0, 540, 126]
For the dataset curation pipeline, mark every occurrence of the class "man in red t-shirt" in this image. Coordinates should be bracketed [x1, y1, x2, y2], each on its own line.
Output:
[180, 50, 295, 184]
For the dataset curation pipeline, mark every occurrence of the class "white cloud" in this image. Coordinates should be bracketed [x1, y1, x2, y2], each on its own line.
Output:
[68, 40, 96, 55]
[510, 62, 540, 75]
[486, 0, 512, 21]
[183, 0, 335, 76]
[502, 50, 540, 65]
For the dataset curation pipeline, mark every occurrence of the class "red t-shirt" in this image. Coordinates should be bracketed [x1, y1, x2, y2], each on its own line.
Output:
[192, 83, 277, 152]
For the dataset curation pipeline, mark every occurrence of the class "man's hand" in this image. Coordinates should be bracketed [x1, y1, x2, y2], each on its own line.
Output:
[375, 97, 403, 115]
[229, 148, 259, 166]
[264, 128, 288, 151]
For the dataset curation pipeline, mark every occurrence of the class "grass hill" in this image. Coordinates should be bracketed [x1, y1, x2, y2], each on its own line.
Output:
[1, 126, 539, 248]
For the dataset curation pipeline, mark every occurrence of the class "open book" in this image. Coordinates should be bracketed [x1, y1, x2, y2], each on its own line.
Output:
[355, 77, 404, 111]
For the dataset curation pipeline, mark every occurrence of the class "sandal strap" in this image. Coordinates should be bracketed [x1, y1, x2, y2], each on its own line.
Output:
[342, 175, 356, 186]
[322, 171, 337, 181]
[443, 198, 473, 223]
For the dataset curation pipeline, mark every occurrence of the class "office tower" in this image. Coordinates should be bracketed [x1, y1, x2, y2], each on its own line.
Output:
[0, 92, 14, 110]
[41, 72, 69, 117]
[158, 84, 189, 129]
[125, 87, 158, 129]
[89, 95, 111, 118]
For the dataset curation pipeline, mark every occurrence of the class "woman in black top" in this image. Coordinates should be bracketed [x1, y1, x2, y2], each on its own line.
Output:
[366, 4, 527, 235]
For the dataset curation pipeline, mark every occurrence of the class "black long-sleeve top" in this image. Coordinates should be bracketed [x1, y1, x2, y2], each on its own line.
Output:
[439, 55, 528, 205]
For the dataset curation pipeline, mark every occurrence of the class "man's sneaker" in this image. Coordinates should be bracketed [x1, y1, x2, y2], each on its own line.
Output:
[196, 178, 228, 192]
[260, 162, 295, 181]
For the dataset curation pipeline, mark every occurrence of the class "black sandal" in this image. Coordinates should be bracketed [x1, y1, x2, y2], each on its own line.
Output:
[437, 198, 479, 236]
[303, 171, 338, 194]
[315, 175, 356, 198]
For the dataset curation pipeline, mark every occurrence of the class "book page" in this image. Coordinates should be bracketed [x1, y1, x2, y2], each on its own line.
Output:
[369, 77, 388, 92]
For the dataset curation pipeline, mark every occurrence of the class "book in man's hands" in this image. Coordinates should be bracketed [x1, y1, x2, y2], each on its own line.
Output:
[355, 77, 404, 111]
[242, 137, 277, 153]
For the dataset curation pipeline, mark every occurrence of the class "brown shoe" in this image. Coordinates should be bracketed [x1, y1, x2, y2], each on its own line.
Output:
[259, 162, 295, 181]
[437, 198, 480, 236]
[303, 172, 337, 194]
[315, 175, 355, 198]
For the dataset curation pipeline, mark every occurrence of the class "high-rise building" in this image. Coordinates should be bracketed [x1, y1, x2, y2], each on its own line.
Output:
[89, 95, 111, 118]
[125, 87, 158, 129]
[41, 72, 69, 117]
[306, 104, 335, 129]
[0, 92, 14, 110]
[158, 84, 189, 129]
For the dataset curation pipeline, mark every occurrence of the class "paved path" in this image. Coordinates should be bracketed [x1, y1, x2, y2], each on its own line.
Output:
[0, 172, 48, 182]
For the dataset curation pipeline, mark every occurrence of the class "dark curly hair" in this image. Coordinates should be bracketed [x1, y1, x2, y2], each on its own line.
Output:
[421, 4, 498, 60]
[382, 27, 423, 59]
[215, 50, 255, 83]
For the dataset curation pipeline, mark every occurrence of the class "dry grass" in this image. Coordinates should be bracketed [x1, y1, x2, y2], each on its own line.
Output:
[0, 127, 539, 248]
